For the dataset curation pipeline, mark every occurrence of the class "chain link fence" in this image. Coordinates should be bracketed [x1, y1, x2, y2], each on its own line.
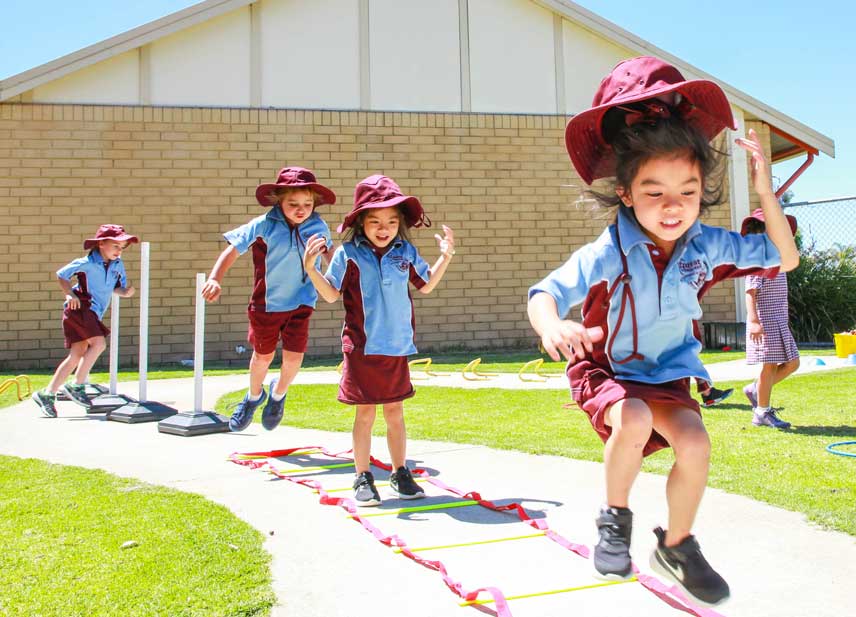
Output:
[784, 196, 856, 252]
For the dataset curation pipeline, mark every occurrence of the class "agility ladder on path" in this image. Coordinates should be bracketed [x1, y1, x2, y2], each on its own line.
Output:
[229, 446, 725, 617]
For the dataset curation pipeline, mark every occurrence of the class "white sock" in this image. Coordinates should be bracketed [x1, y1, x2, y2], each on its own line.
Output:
[754, 406, 770, 415]
[271, 389, 286, 401]
[248, 390, 263, 402]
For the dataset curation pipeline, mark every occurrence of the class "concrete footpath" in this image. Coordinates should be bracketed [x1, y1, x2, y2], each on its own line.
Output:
[1, 358, 854, 617]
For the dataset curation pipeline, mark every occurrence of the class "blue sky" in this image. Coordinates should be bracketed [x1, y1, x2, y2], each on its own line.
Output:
[1, 0, 852, 203]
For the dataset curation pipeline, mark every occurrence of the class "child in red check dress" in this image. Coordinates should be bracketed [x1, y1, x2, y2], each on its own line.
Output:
[742, 209, 800, 429]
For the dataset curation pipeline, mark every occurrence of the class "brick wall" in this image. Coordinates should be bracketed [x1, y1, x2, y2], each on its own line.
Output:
[0, 103, 746, 370]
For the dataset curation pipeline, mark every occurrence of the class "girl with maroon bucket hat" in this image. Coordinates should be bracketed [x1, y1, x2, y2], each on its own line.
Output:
[303, 174, 455, 506]
[527, 56, 800, 606]
[741, 209, 800, 429]
[201, 167, 335, 432]
[32, 224, 138, 418]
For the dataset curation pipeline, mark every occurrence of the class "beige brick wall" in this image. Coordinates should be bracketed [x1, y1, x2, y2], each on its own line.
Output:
[0, 103, 752, 369]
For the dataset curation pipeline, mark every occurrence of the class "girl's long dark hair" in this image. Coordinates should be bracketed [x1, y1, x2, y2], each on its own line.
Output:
[589, 102, 727, 213]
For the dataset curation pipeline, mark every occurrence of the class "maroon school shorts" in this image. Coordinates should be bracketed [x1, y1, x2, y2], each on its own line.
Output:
[62, 306, 110, 348]
[568, 360, 701, 457]
[338, 348, 415, 405]
[247, 305, 313, 354]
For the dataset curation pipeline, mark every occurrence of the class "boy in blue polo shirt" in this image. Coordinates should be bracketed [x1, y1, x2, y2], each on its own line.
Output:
[201, 167, 335, 432]
[32, 224, 138, 417]
[303, 174, 455, 506]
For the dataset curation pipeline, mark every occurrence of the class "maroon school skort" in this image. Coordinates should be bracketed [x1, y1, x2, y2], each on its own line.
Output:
[338, 348, 415, 405]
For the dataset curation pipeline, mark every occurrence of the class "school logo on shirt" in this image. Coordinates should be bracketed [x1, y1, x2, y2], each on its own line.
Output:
[678, 258, 707, 289]
[388, 255, 410, 273]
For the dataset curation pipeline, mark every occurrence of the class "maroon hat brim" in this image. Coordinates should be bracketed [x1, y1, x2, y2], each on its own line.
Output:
[255, 182, 337, 208]
[336, 195, 424, 234]
[83, 234, 140, 250]
[740, 209, 798, 236]
[565, 79, 737, 185]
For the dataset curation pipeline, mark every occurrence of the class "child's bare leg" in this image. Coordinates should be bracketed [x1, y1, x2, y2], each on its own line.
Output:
[382, 401, 406, 470]
[73, 336, 107, 384]
[47, 342, 88, 393]
[603, 398, 653, 507]
[353, 405, 377, 474]
[274, 351, 304, 397]
[650, 403, 711, 546]
[248, 350, 275, 397]
[756, 363, 778, 407]
[773, 358, 800, 384]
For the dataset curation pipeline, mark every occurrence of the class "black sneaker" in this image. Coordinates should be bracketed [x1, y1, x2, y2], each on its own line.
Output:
[593, 506, 633, 580]
[650, 527, 730, 607]
[389, 466, 425, 500]
[701, 387, 734, 407]
[260, 378, 286, 431]
[62, 383, 92, 408]
[352, 471, 381, 507]
[228, 388, 267, 432]
[32, 390, 58, 418]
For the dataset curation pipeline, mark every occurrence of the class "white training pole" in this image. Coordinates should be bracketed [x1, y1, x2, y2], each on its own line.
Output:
[193, 273, 205, 413]
[109, 293, 120, 395]
[138, 242, 150, 402]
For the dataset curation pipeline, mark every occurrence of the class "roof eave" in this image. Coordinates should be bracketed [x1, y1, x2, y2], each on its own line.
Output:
[0, 0, 254, 101]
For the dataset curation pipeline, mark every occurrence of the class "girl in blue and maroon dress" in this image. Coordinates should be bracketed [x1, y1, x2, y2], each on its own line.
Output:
[303, 175, 455, 507]
[742, 209, 800, 429]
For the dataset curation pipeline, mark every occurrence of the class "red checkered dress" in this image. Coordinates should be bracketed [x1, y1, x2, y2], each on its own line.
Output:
[745, 272, 799, 364]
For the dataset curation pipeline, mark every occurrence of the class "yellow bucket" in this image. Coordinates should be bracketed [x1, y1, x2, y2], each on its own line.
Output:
[833, 333, 856, 358]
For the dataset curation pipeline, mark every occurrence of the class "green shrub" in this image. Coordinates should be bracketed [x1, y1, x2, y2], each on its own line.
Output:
[788, 242, 856, 342]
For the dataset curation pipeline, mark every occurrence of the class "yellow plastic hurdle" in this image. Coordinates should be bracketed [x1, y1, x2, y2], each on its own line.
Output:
[408, 357, 448, 380]
[0, 375, 32, 401]
[518, 358, 562, 382]
[462, 358, 497, 381]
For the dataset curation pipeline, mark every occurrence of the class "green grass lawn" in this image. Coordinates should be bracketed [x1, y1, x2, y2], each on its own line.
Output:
[216, 367, 856, 538]
[0, 457, 274, 617]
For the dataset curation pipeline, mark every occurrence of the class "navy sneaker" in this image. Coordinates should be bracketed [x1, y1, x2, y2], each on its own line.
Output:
[229, 388, 267, 432]
[353, 471, 381, 507]
[702, 387, 733, 407]
[32, 390, 58, 418]
[389, 466, 425, 499]
[261, 378, 286, 431]
[650, 527, 730, 607]
[593, 506, 634, 580]
[753, 407, 791, 429]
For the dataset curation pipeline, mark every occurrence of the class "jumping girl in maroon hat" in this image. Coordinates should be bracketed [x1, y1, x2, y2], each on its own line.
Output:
[303, 174, 455, 506]
[33, 224, 138, 417]
[527, 56, 799, 606]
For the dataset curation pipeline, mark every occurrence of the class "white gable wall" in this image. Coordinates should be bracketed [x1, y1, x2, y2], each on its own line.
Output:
[562, 19, 629, 114]
[468, 0, 556, 114]
[369, 0, 461, 112]
[149, 8, 251, 107]
[260, 0, 360, 109]
[32, 50, 139, 105]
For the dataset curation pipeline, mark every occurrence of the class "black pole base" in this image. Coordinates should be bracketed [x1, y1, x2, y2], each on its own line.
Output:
[108, 400, 178, 424]
[157, 411, 230, 437]
[86, 393, 136, 414]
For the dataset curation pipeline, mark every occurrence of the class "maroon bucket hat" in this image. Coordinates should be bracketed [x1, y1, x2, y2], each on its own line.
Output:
[255, 166, 336, 207]
[83, 224, 139, 250]
[741, 207, 798, 237]
[565, 56, 737, 185]
[337, 175, 429, 234]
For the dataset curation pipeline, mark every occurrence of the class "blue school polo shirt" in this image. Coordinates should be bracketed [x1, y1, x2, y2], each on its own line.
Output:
[56, 251, 127, 320]
[224, 208, 332, 312]
[325, 235, 431, 356]
[529, 206, 782, 384]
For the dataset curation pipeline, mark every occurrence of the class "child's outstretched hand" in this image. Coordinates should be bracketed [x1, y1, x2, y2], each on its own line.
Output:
[200, 279, 222, 302]
[735, 128, 774, 197]
[434, 225, 455, 258]
[303, 234, 328, 270]
[117, 286, 135, 299]
[540, 322, 604, 362]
